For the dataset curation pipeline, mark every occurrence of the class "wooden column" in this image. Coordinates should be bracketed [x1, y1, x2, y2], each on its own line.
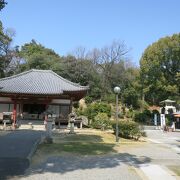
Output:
[44, 100, 49, 129]
[70, 98, 73, 113]
[20, 103, 23, 119]
[13, 101, 17, 128]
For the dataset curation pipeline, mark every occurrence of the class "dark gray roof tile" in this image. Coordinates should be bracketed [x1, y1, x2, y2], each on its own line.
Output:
[0, 69, 89, 95]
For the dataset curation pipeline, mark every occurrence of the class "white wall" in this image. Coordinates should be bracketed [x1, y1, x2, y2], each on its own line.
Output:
[0, 104, 13, 112]
[0, 104, 19, 113]
[160, 106, 176, 114]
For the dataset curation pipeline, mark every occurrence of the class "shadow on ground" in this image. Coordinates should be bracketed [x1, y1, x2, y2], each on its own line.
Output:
[0, 129, 44, 180]
[20, 133, 151, 178]
[22, 153, 151, 178]
[0, 158, 29, 180]
[0, 131, 151, 179]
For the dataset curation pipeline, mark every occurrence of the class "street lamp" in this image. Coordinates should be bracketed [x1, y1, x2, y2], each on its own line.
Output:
[114, 86, 120, 142]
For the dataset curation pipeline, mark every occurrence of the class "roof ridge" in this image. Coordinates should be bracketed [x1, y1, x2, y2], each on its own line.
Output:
[0, 69, 88, 99]
[0, 69, 89, 89]
[31, 69, 52, 72]
[0, 69, 33, 81]
[50, 70, 89, 89]
[0, 69, 53, 82]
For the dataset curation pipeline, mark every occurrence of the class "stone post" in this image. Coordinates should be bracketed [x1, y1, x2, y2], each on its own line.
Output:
[68, 112, 76, 134]
[80, 121, 82, 129]
[45, 117, 53, 143]
[69, 118, 75, 134]
[160, 114, 166, 128]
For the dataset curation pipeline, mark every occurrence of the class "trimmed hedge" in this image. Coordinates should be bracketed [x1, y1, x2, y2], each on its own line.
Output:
[111, 120, 144, 140]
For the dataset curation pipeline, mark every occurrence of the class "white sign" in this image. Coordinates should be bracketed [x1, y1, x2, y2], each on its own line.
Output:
[160, 114, 166, 127]
[154, 114, 157, 126]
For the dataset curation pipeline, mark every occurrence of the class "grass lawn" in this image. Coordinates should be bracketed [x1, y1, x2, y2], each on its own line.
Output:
[37, 142, 116, 156]
[31, 129, 145, 165]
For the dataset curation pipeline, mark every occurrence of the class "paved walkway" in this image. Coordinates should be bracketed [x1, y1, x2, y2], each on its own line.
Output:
[135, 130, 180, 179]
[139, 164, 176, 180]
[0, 130, 44, 180]
[20, 155, 142, 180]
[1, 129, 179, 180]
[146, 130, 180, 153]
[19, 130, 180, 180]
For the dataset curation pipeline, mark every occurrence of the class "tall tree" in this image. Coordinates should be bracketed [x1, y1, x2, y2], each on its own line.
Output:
[0, 0, 18, 77]
[58, 54, 102, 99]
[19, 40, 61, 71]
[0, 0, 7, 11]
[0, 22, 14, 77]
[18, 40, 139, 106]
[140, 33, 180, 104]
[88, 40, 129, 97]
[121, 67, 141, 108]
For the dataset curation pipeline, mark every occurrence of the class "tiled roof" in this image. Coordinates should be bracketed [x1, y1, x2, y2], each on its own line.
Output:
[0, 69, 89, 95]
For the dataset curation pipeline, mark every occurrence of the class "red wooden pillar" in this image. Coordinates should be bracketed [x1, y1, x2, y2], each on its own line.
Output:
[13, 101, 17, 128]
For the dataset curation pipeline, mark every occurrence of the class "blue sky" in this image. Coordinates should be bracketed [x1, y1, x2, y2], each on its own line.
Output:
[1, 0, 180, 65]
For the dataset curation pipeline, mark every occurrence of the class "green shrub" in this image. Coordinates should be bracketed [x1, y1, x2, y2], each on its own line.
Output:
[111, 120, 144, 140]
[73, 102, 79, 108]
[121, 106, 126, 115]
[85, 96, 93, 104]
[133, 109, 152, 124]
[118, 113, 124, 119]
[122, 87, 139, 108]
[75, 106, 84, 116]
[165, 114, 172, 126]
[102, 93, 115, 103]
[137, 99, 149, 110]
[91, 113, 111, 130]
[84, 102, 111, 121]
[125, 111, 133, 118]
